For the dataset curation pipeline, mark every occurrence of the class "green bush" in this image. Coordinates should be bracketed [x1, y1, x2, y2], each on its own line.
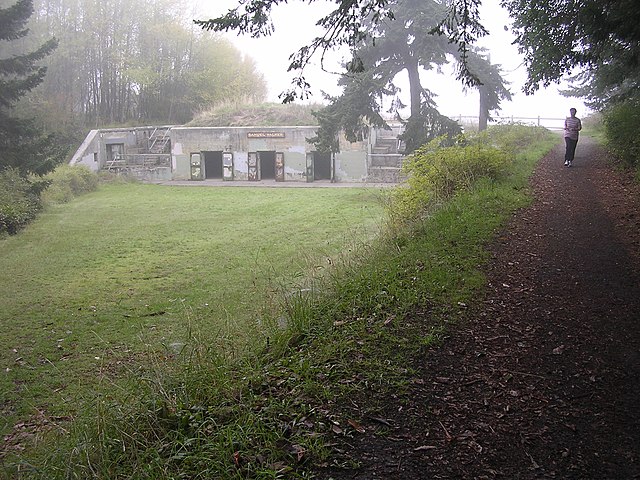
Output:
[0, 168, 43, 235]
[485, 124, 553, 156]
[390, 124, 558, 221]
[41, 164, 99, 204]
[392, 133, 511, 219]
[603, 101, 640, 170]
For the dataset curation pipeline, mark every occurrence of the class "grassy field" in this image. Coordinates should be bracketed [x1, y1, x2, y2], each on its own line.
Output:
[1, 126, 561, 478]
[0, 183, 386, 440]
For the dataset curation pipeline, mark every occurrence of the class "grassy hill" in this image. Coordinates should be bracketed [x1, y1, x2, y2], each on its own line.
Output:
[186, 102, 324, 127]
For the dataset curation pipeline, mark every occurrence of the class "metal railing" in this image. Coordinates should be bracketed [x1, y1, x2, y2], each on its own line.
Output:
[148, 127, 171, 153]
[105, 154, 171, 172]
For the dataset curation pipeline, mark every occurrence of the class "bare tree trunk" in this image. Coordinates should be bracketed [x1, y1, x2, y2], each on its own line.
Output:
[479, 85, 488, 131]
[406, 57, 423, 119]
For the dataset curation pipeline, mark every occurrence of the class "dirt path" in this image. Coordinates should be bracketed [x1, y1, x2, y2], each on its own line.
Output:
[316, 137, 640, 479]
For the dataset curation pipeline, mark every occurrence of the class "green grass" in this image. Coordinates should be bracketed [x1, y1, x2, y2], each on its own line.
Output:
[1, 126, 560, 479]
[0, 184, 385, 441]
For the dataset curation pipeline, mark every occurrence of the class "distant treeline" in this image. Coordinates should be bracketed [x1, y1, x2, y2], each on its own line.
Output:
[7, 0, 267, 133]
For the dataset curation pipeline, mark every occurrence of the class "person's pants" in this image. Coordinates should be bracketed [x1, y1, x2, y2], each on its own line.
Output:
[565, 137, 578, 163]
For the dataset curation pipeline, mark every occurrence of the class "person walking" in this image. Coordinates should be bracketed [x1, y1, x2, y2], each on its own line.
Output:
[564, 108, 582, 167]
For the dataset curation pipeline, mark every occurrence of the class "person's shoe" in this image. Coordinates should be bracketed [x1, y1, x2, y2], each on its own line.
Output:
[564, 161, 569, 166]
[568, 161, 572, 167]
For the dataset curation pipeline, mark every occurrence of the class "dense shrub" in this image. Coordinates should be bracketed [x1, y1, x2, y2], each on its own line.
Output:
[392, 133, 511, 219]
[41, 164, 99, 204]
[0, 168, 43, 235]
[603, 101, 640, 171]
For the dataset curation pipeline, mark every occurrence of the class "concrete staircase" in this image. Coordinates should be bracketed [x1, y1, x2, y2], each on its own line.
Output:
[367, 128, 405, 183]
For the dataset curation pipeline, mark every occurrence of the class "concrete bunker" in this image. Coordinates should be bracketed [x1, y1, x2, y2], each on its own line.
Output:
[71, 124, 405, 183]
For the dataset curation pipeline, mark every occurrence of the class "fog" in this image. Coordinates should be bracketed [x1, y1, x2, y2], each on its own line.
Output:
[193, 0, 590, 121]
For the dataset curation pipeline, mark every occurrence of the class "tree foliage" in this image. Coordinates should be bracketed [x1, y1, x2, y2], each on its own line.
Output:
[307, 0, 509, 153]
[465, 48, 512, 130]
[0, 0, 62, 176]
[25, 0, 267, 127]
[502, 0, 640, 107]
[197, 0, 491, 102]
[199, 0, 638, 111]
[603, 101, 640, 170]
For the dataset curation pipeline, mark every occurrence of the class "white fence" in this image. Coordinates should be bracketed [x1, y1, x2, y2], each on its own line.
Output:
[449, 115, 566, 131]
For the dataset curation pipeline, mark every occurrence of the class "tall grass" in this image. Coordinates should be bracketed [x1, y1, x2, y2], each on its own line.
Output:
[2, 125, 559, 479]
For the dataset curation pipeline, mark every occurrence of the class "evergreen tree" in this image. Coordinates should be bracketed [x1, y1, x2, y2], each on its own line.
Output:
[309, 0, 509, 153]
[203, 0, 638, 110]
[0, 0, 61, 176]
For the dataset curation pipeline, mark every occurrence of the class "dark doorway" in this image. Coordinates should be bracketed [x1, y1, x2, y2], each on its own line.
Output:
[259, 151, 276, 180]
[203, 151, 223, 179]
[313, 152, 332, 180]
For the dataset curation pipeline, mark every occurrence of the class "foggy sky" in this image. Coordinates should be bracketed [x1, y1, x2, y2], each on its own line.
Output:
[194, 0, 590, 121]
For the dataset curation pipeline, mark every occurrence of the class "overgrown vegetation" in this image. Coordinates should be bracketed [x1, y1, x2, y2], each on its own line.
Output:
[187, 103, 322, 127]
[0, 168, 43, 236]
[392, 125, 554, 220]
[392, 134, 510, 219]
[40, 164, 99, 204]
[603, 101, 640, 177]
[0, 125, 558, 479]
[0, 165, 99, 235]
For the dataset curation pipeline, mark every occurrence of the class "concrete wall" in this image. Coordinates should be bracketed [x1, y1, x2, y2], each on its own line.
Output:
[335, 132, 369, 182]
[70, 130, 100, 171]
[171, 126, 369, 183]
[171, 126, 311, 182]
[70, 126, 171, 170]
[71, 124, 375, 183]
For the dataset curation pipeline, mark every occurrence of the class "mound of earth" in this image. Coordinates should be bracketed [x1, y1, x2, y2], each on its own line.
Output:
[186, 102, 322, 127]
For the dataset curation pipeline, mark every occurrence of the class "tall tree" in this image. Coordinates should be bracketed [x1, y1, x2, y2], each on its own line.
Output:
[199, 0, 638, 110]
[501, 0, 640, 108]
[0, 0, 61, 175]
[464, 49, 511, 131]
[197, 0, 488, 102]
[309, 0, 510, 152]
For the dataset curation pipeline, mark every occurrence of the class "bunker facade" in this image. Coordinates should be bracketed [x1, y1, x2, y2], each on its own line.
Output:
[71, 124, 404, 183]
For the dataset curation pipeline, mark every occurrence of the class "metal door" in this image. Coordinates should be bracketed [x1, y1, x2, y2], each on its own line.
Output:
[275, 152, 285, 182]
[190, 153, 202, 180]
[248, 152, 258, 181]
[305, 152, 314, 183]
[223, 152, 233, 180]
